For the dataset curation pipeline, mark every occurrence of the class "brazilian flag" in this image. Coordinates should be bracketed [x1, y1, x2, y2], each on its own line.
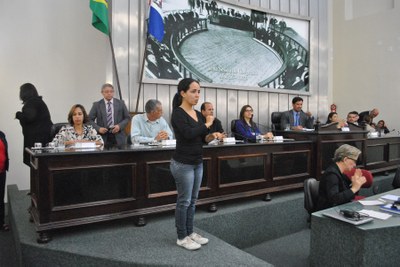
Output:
[90, 0, 109, 35]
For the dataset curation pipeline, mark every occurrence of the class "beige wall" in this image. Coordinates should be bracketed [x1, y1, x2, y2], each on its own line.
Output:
[332, 0, 400, 130]
[0, 0, 110, 192]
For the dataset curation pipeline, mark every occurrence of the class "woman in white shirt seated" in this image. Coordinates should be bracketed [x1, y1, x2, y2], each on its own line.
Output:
[53, 104, 103, 147]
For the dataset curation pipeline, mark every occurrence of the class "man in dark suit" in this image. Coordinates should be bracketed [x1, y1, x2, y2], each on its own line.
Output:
[358, 108, 379, 124]
[280, 96, 314, 130]
[89, 83, 130, 146]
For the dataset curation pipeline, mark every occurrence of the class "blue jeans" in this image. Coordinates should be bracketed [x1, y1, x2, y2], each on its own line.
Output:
[170, 159, 203, 240]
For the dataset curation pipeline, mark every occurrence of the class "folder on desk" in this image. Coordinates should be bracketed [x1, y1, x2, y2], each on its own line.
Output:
[379, 204, 400, 215]
[322, 210, 373, 225]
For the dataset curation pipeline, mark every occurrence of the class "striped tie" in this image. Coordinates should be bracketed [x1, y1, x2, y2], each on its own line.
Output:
[107, 101, 113, 127]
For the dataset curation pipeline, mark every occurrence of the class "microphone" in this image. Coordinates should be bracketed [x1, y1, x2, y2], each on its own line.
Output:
[227, 130, 247, 143]
[254, 122, 272, 134]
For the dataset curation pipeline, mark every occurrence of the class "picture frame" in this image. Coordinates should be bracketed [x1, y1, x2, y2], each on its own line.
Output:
[143, 0, 311, 92]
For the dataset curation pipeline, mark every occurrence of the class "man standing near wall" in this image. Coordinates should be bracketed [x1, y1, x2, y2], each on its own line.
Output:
[358, 108, 379, 124]
[89, 83, 130, 146]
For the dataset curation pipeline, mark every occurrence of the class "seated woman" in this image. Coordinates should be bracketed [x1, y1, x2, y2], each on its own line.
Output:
[316, 144, 366, 211]
[234, 105, 273, 142]
[376, 120, 390, 134]
[325, 112, 347, 128]
[53, 104, 103, 147]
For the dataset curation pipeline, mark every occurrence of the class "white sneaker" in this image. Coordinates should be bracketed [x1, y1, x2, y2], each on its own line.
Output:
[177, 236, 201, 250]
[189, 232, 209, 245]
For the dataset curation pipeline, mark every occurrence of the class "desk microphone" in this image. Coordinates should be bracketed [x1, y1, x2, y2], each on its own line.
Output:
[254, 122, 272, 133]
[228, 131, 249, 143]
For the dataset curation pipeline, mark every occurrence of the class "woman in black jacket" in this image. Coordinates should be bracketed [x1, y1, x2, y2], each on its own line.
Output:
[16, 83, 53, 165]
[316, 144, 366, 211]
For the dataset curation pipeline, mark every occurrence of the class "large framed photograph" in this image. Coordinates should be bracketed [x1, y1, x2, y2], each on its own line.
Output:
[144, 0, 311, 92]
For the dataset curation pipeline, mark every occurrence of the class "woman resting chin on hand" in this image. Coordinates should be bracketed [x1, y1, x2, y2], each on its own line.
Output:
[52, 104, 104, 147]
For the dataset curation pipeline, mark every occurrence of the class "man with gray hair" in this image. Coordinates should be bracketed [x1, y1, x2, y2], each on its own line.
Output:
[316, 144, 366, 211]
[89, 83, 130, 146]
[130, 99, 173, 143]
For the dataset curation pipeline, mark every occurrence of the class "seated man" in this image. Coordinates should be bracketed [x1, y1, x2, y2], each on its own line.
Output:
[346, 111, 359, 125]
[358, 108, 379, 124]
[200, 102, 224, 134]
[131, 99, 173, 143]
[280, 96, 314, 130]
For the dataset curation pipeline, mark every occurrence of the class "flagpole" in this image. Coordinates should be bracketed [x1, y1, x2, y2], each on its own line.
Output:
[108, 29, 123, 101]
[135, 34, 149, 113]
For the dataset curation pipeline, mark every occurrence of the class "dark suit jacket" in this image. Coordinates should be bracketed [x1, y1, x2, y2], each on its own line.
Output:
[280, 109, 314, 130]
[358, 110, 370, 124]
[89, 98, 130, 145]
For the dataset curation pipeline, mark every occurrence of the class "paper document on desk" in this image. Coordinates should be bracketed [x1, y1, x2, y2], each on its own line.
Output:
[358, 200, 385, 206]
[359, 209, 392, 220]
[380, 194, 400, 202]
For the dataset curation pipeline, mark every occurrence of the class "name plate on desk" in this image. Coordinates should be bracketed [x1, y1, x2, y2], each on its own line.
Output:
[161, 139, 176, 146]
[273, 136, 284, 142]
[223, 137, 236, 144]
[74, 142, 96, 148]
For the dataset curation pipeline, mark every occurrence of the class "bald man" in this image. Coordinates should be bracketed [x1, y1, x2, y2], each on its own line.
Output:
[358, 108, 379, 124]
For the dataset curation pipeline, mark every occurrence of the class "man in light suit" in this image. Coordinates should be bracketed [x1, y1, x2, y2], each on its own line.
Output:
[280, 96, 314, 130]
[89, 83, 130, 146]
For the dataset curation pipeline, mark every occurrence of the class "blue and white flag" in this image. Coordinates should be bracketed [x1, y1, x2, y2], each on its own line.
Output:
[148, 0, 164, 42]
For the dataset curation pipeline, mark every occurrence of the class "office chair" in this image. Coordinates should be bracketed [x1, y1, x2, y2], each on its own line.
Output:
[271, 112, 282, 133]
[393, 167, 400, 189]
[304, 178, 320, 221]
[230, 119, 242, 140]
[50, 122, 68, 138]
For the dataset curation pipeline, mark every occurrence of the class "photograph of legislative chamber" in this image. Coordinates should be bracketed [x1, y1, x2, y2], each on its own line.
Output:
[1, 0, 400, 266]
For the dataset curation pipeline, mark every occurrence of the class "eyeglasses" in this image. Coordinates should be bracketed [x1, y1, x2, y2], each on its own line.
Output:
[245, 109, 253, 112]
[346, 157, 358, 163]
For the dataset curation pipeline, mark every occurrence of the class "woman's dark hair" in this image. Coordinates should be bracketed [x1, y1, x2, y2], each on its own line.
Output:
[67, 104, 89, 125]
[377, 120, 385, 126]
[239, 105, 255, 127]
[326, 112, 337, 124]
[172, 78, 199, 109]
[19, 83, 39, 103]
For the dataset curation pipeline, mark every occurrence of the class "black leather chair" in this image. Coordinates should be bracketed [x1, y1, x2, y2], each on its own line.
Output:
[50, 122, 68, 138]
[230, 119, 242, 140]
[304, 178, 320, 221]
[271, 112, 282, 132]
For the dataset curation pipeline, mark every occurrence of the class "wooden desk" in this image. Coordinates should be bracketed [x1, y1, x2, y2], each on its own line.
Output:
[278, 125, 400, 178]
[310, 189, 400, 266]
[27, 140, 312, 242]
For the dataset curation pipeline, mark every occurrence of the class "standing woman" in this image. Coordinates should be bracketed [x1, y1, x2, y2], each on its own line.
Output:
[16, 83, 53, 165]
[170, 78, 217, 251]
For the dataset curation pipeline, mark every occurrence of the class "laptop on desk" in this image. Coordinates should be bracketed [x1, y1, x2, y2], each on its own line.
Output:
[322, 209, 374, 226]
